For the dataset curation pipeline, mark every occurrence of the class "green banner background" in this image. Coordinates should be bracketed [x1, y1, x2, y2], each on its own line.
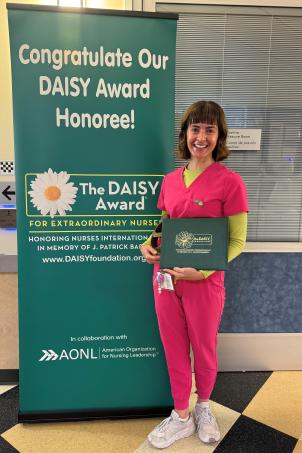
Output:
[8, 5, 176, 418]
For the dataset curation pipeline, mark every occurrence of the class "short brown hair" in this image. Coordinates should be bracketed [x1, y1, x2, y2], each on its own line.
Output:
[178, 100, 230, 161]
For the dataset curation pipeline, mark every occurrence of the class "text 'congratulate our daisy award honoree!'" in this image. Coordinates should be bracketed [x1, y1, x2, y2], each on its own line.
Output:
[18, 44, 170, 130]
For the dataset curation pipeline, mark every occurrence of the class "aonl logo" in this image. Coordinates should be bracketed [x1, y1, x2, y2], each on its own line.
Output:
[39, 348, 98, 361]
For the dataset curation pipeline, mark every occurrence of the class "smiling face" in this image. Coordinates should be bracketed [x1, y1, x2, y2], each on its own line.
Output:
[178, 101, 230, 162]
[186, 122, 219, 164]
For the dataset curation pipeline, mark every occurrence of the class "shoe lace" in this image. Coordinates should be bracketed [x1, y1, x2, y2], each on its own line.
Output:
[197, 408, 215, 428]
[157, 416, 173, 433]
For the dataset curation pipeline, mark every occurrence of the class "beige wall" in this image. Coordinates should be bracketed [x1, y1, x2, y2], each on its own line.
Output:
[0, 0, 58, 184]
[0, 274, 18, 369]
[143, 0, 302, 10]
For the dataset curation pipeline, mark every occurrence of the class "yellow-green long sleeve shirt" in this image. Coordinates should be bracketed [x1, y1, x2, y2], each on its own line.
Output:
[143, 166, 247, 279]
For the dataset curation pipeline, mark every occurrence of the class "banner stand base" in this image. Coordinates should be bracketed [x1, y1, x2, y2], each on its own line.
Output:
[18, 406, 174, 423]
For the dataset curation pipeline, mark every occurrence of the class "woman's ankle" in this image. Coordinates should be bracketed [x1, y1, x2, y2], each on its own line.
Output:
[175, 408, 189, 419]
[197, 399, 209, 405]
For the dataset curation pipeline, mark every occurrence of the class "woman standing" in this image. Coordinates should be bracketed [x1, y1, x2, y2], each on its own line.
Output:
[140, 100, 248, 449]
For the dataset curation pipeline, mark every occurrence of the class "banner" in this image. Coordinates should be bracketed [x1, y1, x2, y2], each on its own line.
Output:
[7, 4, 177, 421]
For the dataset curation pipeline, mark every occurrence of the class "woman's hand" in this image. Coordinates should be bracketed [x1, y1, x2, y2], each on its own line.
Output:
[140, 244, 160, 264]
[163, 267, 204, 282]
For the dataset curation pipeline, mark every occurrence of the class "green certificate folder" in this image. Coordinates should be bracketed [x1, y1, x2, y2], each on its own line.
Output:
[160, 217, 229, 270]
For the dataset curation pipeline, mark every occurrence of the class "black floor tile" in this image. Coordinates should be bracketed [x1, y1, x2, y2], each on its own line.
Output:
[211, 371, 272, 412]
[0, 387, 19, 435]
[0, 436, 20, 453]
[214, 415, 298, 453]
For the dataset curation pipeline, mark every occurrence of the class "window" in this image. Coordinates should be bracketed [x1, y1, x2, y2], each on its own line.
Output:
[159, 5, 302, 242]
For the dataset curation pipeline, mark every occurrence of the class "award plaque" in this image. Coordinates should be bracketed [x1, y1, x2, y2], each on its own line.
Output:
[160, 217, 228, 270]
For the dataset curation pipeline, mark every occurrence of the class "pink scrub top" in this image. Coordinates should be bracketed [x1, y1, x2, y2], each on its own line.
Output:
[157, 162, 248, 285]
[158, 162, 248, 218]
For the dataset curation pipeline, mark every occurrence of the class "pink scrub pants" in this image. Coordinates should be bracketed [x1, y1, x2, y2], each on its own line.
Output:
[153, 271, 225, 410]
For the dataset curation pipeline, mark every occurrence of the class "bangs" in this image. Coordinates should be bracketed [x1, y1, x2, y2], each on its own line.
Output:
[187, 102, 220, 126]
[178, 100, 230, 161]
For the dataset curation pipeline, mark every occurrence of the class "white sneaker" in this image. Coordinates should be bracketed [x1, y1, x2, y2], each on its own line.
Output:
[194, 403, 220, 444]
[148, 410, 196, 449]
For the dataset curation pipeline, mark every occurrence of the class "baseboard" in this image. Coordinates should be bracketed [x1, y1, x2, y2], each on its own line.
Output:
[218, 333, 302, 371]
[0, 369, 19, 384]
[1, 335, 301, 381]
[19, 405, 174, 423]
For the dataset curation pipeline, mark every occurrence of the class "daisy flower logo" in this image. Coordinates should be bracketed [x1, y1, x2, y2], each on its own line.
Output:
[28, 168, 78, 218]
[175, 231, 195, 249]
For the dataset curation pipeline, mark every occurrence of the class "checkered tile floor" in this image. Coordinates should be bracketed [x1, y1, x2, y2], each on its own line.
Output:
[0, 371, 301, 453]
